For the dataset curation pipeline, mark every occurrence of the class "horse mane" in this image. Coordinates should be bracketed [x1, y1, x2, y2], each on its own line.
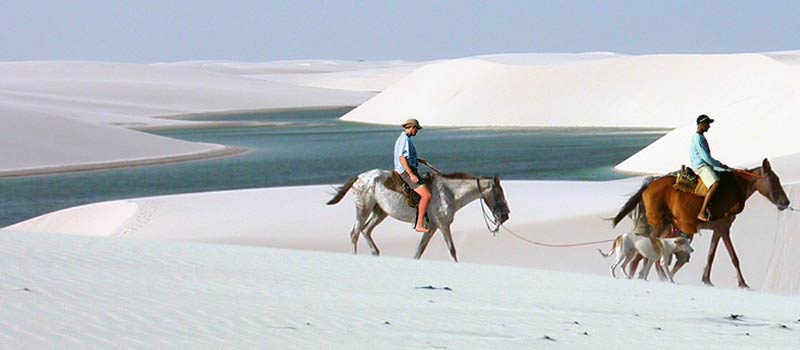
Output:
[438, 172, 477, 179]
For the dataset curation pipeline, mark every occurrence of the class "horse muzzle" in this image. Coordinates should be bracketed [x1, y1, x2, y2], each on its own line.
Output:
[495, 210, 510, 224]
[776, 197, 791, 211]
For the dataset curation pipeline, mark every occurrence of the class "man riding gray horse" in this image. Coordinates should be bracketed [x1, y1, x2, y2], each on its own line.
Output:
[394, 118, 433, 233]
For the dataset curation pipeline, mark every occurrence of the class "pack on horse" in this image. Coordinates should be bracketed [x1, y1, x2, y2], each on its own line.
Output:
[613, 158, 790, 287]
[327, 169, 510, 262]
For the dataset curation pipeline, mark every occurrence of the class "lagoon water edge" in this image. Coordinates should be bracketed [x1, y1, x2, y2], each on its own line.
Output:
[0, 108, 664, 227]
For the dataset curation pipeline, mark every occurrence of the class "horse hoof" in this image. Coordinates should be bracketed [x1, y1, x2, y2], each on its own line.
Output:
[703, 280, 714, 287]
[739, 283, 751, 289]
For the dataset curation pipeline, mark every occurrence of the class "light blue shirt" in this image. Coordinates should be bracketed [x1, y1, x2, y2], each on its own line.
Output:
[690, 132, 722, 170]
[394, 132, 418, 173]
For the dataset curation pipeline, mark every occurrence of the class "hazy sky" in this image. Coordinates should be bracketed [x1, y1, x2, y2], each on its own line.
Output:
[2, 0, 799, 62]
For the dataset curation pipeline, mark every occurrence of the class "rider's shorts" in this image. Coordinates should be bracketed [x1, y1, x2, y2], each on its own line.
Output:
[695, 165, 719, 188]
[399, 168, 425, 190]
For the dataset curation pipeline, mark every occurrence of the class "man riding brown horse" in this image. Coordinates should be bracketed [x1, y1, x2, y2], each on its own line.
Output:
[613, 156, 790, 287]
[691, 114, 730, 222]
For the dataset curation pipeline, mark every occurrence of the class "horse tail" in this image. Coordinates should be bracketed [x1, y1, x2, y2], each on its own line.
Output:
[612, 176, 656, 227]
[326, 176, 358, 205]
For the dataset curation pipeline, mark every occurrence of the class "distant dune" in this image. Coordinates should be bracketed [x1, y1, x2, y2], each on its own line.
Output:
[341, 53, 800, 173]
[0, 60, 387, 176]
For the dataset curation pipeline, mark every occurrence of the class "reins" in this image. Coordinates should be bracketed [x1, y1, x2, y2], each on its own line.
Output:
[476, 177, 501, 234]
[422, 161, 500, 234]
[420, 160, 442, 175]
[731, 169, 753, 198]
[499, 224, 614, 248]
[475, 176, 613, 247]
[734, 168, 794, 210]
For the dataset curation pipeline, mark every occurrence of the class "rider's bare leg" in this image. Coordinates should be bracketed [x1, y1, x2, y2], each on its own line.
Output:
[414, 185, 432, 233]
[698, 182, 718, 221]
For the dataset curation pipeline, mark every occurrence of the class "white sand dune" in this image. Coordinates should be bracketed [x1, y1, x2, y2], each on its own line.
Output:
[617, 91, 800, 174]
[0, 60, 379, 176]
[0, 61, 373, 127]
[9, 178, 800, 294]
[158, 59, 424, 92]
[0, 106, 239, 175]
[343, 53, 800, 129]
[342, 53, 800, 173]
[5, 52, 800, 348]
[2, 230, 799, 349]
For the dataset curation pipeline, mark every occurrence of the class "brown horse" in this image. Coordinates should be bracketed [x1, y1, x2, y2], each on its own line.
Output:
[613, 158, 790, 288]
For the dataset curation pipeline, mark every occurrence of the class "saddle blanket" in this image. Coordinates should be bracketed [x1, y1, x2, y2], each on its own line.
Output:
[673, 165, 709, 197]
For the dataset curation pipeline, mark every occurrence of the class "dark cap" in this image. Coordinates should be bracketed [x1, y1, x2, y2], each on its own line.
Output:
[696, 114, 715, 125]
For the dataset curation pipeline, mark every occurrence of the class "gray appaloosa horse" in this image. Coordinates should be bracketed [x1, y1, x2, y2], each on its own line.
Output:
[327, 169, 510, 262]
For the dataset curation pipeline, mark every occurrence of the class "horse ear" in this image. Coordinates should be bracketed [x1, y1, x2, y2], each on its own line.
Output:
[763, 158, 771, 172]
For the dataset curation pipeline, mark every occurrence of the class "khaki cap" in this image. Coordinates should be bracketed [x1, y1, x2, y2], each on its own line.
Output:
[401, 118, 422, 129]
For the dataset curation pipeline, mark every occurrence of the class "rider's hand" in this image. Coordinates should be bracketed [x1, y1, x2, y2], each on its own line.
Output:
[419, 158, 427, 165]
[410, 174, 419, 183]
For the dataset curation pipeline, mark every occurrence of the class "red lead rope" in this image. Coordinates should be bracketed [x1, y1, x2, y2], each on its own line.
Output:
[499, 224, 614, 248]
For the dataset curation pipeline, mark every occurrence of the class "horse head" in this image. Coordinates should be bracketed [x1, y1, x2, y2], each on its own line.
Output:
[752, 158, 791, 211]
[479, 176, 510, 226]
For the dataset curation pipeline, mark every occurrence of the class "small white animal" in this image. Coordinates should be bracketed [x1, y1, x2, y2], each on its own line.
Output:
[599, 232, 694, 283]
[597, 231, 638, 279]
[634, 236, 694, 283]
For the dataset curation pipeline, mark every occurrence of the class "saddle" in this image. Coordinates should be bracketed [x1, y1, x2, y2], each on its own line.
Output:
[384, 171, 431, 208]
[385, 171, 432, 230]
[672, 165, 709, 197]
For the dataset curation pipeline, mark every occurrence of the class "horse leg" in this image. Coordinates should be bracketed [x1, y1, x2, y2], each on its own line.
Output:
[349, 226, 360, 255]
[349, 201, 373, 255]
[702, 230, 722, 286]
[361, 209, 388, 256]
[414, 229, 437, 259]
[439, 225, 459, 262]
[720, 231, 749, 289]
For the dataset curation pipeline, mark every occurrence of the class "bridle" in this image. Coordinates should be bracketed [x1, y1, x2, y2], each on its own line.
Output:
[737, 168, 793, 210]
[476, 177, 503, 234]
[422, 160, 507, 233]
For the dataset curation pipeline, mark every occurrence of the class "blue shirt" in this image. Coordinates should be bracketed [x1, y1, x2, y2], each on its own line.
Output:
[394, 132, 418, 173]
[690, 132, 722, 170]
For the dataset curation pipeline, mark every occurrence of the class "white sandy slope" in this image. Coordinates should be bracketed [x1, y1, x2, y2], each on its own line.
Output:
[3, 230, 800, 349]
[157, 59, 424, 92]
[342, 52, 800, 174]
[0, 60, 382, 176]
[8, 174, 800, 294]
[5, 52, 800, 348]
[0, 106, 237, 174]
[343, 52, 800, 129]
